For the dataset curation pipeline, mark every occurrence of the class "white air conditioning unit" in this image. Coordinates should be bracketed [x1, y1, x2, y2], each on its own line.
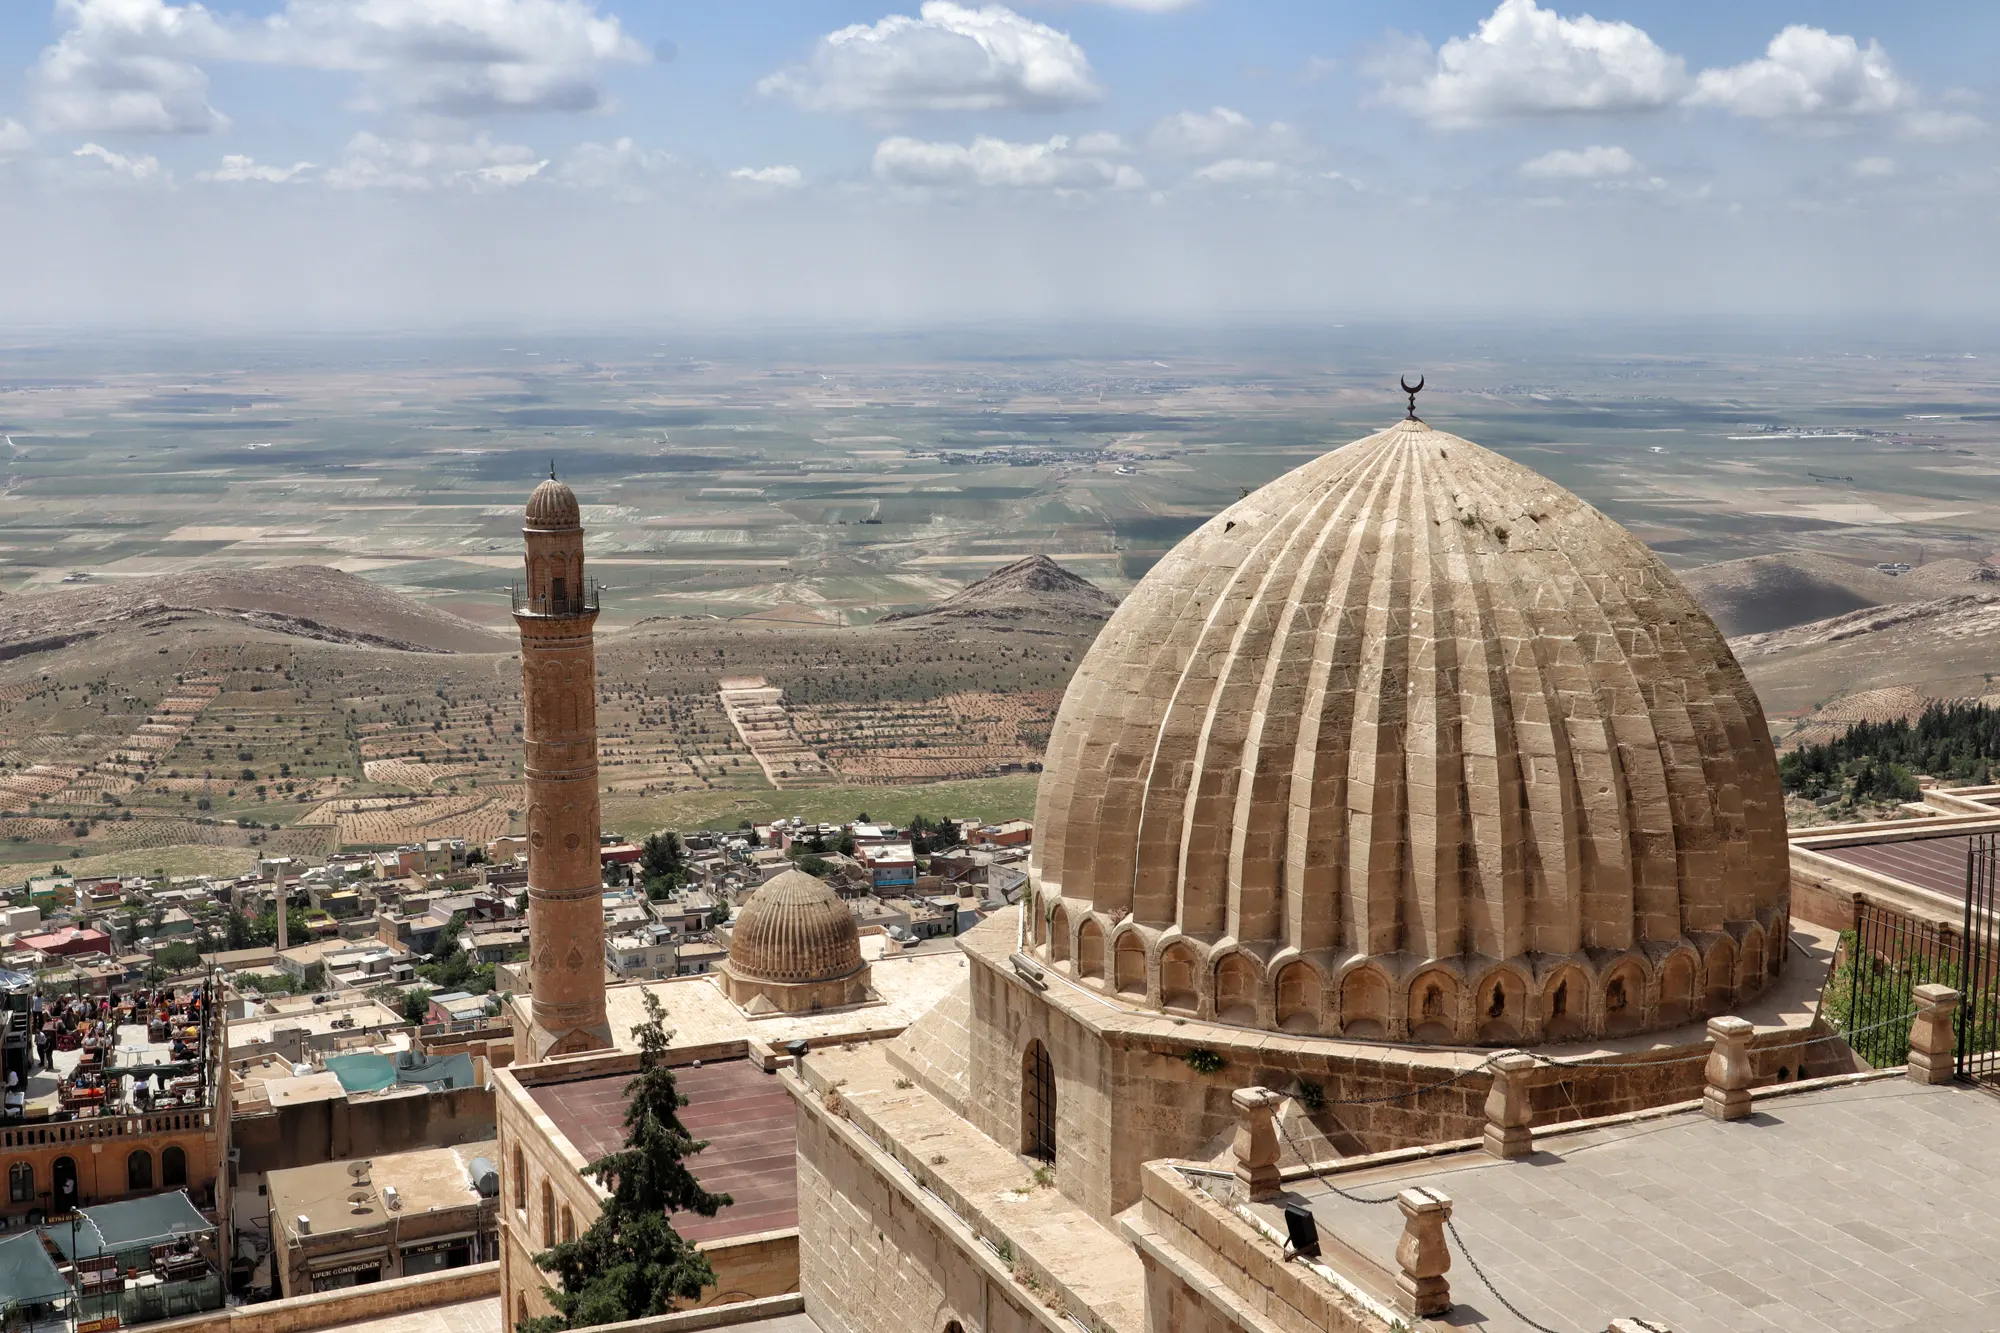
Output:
[296, 1215, 311, 1235]
[382, 1186, 402, 1211]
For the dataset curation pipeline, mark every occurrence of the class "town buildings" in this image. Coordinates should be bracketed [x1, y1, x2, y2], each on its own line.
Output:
[0, 977, 229, 1230]
[264, 1141, 500, 1297]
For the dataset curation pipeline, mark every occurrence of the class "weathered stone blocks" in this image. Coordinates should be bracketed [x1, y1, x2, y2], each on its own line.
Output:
[1907, 983, 1959, 1086]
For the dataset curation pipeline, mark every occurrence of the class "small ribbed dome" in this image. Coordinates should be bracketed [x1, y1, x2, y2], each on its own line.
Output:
[1030, 416, 1790, 1042]
[525, 477, 581, 531]
[730, 870, 864, 985]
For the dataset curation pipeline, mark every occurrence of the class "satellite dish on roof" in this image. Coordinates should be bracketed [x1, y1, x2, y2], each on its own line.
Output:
[347, 1160, 372, 1184]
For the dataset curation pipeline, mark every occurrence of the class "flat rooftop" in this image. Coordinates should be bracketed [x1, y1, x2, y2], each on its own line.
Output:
[597, 948, 967, 1051]
[527, 1058, 796, 1244]
[311, 1298, 501, 1333]
[268, 1140, 497, 1246]
[1269, 1079, 2000, 1332]
[1811, 828, 1987, 904]
[228, 996, 408, 1047]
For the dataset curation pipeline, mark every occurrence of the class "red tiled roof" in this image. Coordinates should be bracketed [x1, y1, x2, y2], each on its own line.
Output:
[528, 1059, 797, 1242]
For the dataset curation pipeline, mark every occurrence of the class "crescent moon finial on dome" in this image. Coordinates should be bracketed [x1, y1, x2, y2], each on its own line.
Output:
[1400, 374, 1425, 421]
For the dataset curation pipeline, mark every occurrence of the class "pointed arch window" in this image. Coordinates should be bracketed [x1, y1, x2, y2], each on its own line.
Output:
[1022, 1039, 1056, 1164]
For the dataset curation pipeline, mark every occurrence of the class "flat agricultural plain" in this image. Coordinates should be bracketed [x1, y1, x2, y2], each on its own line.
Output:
[5, 323, 2000, 871]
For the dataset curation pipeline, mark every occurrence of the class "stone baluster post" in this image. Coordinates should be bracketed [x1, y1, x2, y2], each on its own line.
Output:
[1394, 1186, 1452, 1319]
[1229, 1086, 1284, 1202]
[1702, 1016, 1755, 1121]
[1906, 984, 1959, 1085]
[1482, 1049, 1538, 1159]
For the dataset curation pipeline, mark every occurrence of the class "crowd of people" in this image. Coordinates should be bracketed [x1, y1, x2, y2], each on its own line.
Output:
[11, 984, 212, 1118]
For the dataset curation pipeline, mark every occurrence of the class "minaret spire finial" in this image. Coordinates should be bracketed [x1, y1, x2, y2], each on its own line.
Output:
[1400, 375, 1426, 422]
[549, 458, 557, 480]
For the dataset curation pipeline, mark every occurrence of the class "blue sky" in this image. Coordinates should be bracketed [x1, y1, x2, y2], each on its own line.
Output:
[0, 2, 1994, 327]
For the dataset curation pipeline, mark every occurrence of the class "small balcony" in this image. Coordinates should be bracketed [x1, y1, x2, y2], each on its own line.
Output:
[509, 577, 601, 619]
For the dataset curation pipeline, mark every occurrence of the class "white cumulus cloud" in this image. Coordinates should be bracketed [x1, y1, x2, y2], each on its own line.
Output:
[1149, 106, 1253, 157]
[759, 3, 1101, 115]
[1519, 144, 1637, 179]
[730, 165, 804, 188]
[1688, 27, 1910, 119]
[253, 0, 648, 117]
[72, 142, 165, 181]
[31, 0, 647, 135]
[1900, 109, 1985, 143]
[1188, 158, 1295, 186]
[873, 134, 1141, 189]
[1850, 156, 1896, 180]
[34, 0, 231, 134]
[1374, 0, 1687, 128]
[197, 154, 314, 183]
[324, 132, 545, 190]
[1148, 106, 1308, 175]
[552, 138, 676, 195]
[0, 120, 33, 156]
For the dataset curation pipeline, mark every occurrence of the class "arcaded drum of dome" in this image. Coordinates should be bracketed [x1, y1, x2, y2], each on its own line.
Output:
[525, 477, 582, 531]
[1030, 417, 1790, 1045]
[729, 869, 865, 985]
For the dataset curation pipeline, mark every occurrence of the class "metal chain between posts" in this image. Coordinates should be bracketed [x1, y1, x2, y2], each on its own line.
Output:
[1445, 1213, 1567, 1333]
[1258, 1007, 1928, 1333]
[1275, 1117, 1401, 1205]
[1274, 1118, 1571, 1332]
[1528, 1005, 1923, 1070]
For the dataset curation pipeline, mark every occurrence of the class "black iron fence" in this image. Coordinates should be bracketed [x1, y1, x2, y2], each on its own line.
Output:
[1826, 832, 2000, 1079]
[1962, 832, 2000, 1080]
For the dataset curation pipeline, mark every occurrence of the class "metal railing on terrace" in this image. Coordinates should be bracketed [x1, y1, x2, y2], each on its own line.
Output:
[508, 578, 601, 618]
[1826, 832, 2000, 1079]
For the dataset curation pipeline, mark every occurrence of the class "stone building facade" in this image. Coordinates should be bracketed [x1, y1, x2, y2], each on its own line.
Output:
[1030, 416, 1791, 1049]
[717, 870, 872, 1015]
[496, 1040, 802, 1330]
[787, 412, 1821, 1333]
[1, 979, 231, 1232]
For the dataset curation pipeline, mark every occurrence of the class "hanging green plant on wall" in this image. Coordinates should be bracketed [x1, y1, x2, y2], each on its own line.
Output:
[1184, 1047, 1225, 1075]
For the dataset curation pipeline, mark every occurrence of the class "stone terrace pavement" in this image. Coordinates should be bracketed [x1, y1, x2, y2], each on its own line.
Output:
[1277, 1080, 2000, 1333]
[321, 1298, 502, 1333]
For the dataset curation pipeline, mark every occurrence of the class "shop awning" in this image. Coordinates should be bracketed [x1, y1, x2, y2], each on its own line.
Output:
[49, 1191, 213, 1260]
[0, 1231, 68, 1307]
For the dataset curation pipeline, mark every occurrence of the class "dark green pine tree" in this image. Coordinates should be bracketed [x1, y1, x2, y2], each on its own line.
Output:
[521, 992, 732, 1332]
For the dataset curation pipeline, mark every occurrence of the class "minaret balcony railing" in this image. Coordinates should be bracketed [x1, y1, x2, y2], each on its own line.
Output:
[510, 577, 602, 618]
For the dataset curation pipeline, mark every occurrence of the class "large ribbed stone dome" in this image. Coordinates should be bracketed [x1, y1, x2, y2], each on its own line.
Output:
[1030, 417, 1790, 1045]
[730, 870, 864, 985]
[525, 476, 581, 532]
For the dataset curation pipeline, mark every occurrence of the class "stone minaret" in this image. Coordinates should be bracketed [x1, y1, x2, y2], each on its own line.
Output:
[513, 469, 611, 1060]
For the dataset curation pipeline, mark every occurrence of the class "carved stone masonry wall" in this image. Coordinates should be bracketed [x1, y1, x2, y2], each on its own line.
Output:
[515, 480, 611, 1061]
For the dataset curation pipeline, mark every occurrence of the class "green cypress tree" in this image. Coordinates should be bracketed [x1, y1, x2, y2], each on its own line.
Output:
[521, 992, 731, 1332]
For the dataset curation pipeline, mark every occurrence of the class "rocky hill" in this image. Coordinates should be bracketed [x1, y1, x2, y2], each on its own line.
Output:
[1680, 553, 1910, 637]
[0, 565, 511, 660]
[1730, 591, 2000, 714]
[880, 555, 1119, 634]
[1681, 551, 2000, 638]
